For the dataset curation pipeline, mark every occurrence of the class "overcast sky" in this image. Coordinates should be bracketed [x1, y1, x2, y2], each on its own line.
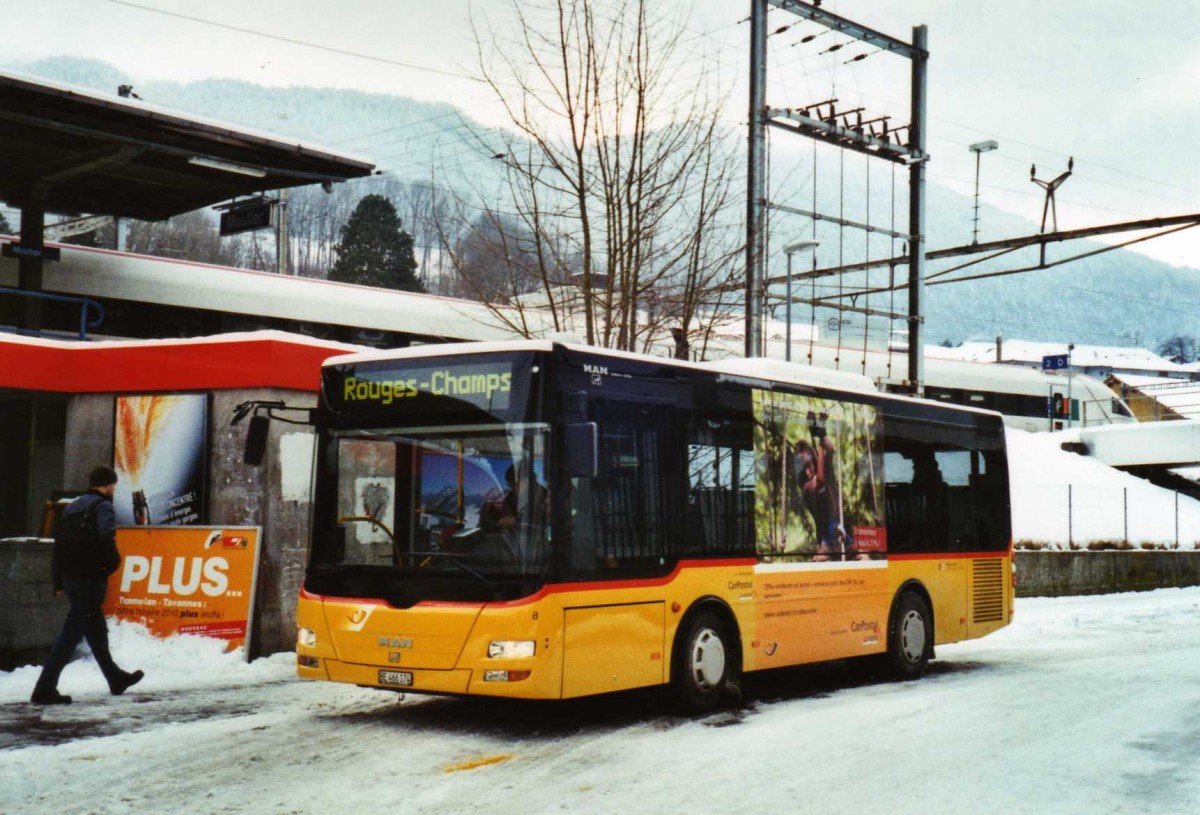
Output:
[6, 0, 1199, 268]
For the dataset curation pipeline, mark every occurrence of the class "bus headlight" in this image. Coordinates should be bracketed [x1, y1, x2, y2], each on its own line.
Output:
[298, 627, 318, 647]
[488, 640, 535, 659]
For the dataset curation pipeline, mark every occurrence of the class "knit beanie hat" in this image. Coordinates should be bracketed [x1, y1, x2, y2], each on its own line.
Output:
[89, 465, 119, 488]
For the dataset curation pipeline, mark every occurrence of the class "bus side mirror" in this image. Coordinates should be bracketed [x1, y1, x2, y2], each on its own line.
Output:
[565, 422, 598, 478]
[244, 415, 270, 466]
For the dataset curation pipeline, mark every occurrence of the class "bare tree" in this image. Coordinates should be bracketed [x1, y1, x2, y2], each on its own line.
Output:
[287, 183, 365, 278]
[445, 210, 543, 301]
[383, 176, 460, 294]
[1157, 335, 1198, 365]
[459, 0, 743, 354]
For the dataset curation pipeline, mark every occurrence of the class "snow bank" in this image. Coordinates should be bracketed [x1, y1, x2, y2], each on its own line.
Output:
[0, 621, 292, 704]
[1006, 428, 1200, 549]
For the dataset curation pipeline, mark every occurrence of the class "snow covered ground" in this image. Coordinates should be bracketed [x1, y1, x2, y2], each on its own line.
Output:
[4, 426, 1198, 813]
[3, 587, 1199, 815]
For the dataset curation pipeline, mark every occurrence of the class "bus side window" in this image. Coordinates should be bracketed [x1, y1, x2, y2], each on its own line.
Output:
[884, 444, 948, 553]
[686, 418, 755, 557]
[883, 450, 916, 553]
[934, 449, 972, 551]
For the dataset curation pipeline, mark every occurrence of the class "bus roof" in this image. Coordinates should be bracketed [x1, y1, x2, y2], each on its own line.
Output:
[329, 340, 873, 394]
[324, 339, 1006, 421]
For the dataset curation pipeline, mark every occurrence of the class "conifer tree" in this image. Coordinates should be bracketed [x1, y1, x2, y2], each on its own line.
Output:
[330, 194, 423, 292]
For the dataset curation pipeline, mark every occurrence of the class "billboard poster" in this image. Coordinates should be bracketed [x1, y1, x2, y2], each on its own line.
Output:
[753, 390, 886, 562]
[102, 526, 262, 657]
[113, 394, 207, 526]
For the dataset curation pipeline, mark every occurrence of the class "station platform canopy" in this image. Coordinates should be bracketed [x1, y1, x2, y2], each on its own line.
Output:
[0, 70, 375, 221]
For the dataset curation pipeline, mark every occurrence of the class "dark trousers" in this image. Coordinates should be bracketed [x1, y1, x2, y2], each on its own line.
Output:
[35, 575, 124, 693]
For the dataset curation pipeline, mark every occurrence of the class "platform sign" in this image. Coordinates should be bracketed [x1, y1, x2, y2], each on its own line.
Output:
[103, 526, 262, 659]
[1041, 354, 1069, 371]
[219, 201, 274, 236]
[2, 243, 60, 262]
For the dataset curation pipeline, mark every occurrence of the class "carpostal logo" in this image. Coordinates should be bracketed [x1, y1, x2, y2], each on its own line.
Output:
[342, 370, 512, 406]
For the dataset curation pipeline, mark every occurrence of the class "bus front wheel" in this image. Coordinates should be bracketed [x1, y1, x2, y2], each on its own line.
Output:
[884, 591, 932, 680]
[672, 610, 732, 713]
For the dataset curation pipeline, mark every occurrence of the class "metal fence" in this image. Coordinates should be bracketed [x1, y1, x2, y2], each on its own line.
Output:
[1014, 482, 1200, 549]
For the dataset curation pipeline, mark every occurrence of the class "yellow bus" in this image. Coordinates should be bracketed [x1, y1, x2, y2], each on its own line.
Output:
[283, 340, 1012, 712]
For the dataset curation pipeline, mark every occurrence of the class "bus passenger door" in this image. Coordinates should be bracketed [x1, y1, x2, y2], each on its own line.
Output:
[561, 602, 665, 698]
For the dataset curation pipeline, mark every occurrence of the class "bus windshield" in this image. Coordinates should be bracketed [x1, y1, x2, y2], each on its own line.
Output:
[319, 424, 550, 581]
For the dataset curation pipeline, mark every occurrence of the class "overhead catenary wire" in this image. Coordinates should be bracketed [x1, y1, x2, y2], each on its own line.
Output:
[108, 0, 1200, 221]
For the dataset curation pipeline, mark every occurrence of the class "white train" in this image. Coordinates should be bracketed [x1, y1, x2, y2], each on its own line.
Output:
[1, 241, 1134, 431]
[0, 240, 544, 347]
[757, 338, 1136, 432]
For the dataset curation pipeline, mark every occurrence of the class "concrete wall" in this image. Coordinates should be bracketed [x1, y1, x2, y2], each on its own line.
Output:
[1015, 550, 1200, 597]
[1, 387, 317, 668]
[0, 542, 66, 671]
[209, 389, 318, 657]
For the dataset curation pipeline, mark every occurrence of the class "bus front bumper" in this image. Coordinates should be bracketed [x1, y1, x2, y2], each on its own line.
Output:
[299, 657, 475, 695]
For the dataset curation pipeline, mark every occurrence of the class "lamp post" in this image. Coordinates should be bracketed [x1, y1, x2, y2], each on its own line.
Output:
[969, 140, 998, 244]
[782, 239, 819, 362]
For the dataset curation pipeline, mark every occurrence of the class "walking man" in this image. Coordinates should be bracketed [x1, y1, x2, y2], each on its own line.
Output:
[31, 465, 144, 705]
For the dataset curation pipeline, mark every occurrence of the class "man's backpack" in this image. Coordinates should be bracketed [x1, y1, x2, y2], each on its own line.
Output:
[53, 503, 102, 577]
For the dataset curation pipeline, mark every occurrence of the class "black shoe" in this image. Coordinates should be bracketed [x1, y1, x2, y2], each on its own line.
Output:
[30, 689, 73, 705]
[111, 669, 144, 696]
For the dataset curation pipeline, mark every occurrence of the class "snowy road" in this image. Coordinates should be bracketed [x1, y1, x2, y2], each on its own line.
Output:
[3, 588, 1199, 815]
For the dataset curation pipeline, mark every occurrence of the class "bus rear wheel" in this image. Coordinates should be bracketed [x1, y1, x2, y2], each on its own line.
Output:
[673, 610, 732, 713]
[883, 591, 932, 680]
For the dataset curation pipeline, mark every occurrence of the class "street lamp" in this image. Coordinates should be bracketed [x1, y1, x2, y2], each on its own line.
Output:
[782, 239, 819, 362]
[968, 140, 998, 244]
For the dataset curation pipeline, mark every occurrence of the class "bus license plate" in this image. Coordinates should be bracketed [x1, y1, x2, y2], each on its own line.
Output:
[379, 670, 413, 687]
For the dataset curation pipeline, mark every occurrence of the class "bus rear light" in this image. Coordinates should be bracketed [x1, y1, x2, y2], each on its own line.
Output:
[488, 640, 536, 659]
[484, 670, 531, 683]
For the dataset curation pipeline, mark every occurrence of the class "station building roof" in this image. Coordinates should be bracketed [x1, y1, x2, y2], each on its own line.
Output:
[0, 70, 375, 221]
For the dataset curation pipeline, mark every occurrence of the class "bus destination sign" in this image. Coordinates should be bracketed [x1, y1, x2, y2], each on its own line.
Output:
[334, 360, 514, 411]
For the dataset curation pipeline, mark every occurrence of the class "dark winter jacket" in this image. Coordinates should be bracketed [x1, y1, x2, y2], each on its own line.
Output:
[51, 490, 120, 590]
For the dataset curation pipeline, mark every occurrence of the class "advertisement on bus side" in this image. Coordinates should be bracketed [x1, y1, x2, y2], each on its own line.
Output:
[752, 390, 887, 562]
